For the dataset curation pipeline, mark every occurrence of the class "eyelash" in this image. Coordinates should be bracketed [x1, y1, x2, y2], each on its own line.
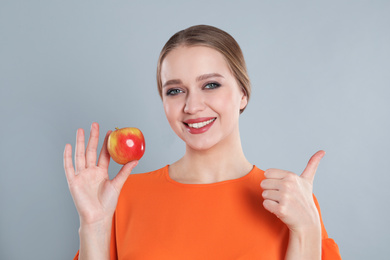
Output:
[165, 82, 221, 96]
[166, 88, 183, 96]
[204, 82, 221, 89]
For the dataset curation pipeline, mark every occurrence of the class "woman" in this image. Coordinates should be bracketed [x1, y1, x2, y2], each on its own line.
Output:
[64, 25, 341, 259]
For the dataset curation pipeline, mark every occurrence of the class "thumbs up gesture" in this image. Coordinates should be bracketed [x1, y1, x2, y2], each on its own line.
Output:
[260, 150, 325, 232]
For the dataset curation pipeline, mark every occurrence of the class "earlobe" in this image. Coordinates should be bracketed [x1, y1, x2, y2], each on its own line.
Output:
[240, 93, 248, 110]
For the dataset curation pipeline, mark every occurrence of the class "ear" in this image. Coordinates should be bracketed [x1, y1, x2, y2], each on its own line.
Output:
[239, 88, 248, 111]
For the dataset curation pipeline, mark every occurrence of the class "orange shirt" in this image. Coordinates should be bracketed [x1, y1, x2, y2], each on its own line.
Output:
[74, 165, 341, 259]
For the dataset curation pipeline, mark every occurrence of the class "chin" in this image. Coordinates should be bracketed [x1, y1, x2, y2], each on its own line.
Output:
[187, 142, 215, 152]
[183, 135, 222, 152]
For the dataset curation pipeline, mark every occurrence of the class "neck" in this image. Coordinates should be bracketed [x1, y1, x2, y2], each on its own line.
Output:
[169, 127, 253, 184]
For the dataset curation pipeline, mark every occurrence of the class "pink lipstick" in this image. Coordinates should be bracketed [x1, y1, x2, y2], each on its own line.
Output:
[183, 117, 216, 134]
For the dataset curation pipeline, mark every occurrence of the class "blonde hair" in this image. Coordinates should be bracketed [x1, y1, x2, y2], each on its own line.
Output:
[156, 25, 251, 113]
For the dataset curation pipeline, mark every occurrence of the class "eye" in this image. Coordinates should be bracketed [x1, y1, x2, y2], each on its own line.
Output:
[204, 82, 221, 89]
[166, 88, 183, 96]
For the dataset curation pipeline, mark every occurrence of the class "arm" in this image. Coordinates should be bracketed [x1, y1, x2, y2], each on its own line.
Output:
[78, 218, 113, 260]
[64, 123, 138, 260]
[285, 194, 342, 260]
[284, 218, 321, 260]
[261, 151, 325, 260]
[284, 195, 342, 260]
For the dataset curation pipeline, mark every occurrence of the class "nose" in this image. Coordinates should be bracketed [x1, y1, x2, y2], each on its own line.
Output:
[183, 91, 205, 114]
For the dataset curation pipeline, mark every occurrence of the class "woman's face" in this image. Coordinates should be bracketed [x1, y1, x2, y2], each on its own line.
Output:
[160, 45, 247, 151]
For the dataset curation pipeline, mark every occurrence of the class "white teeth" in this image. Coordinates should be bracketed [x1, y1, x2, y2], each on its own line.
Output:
[188, 118, 216, 129]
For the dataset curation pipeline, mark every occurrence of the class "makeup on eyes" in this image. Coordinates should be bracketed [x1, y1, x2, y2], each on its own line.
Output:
[204, 82, 221, 89]
[166, 82, 221, 96]
[166, 88, 183, 96]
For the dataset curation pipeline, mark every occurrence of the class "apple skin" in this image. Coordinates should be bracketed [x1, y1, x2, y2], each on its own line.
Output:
[107, 127, 145, 165]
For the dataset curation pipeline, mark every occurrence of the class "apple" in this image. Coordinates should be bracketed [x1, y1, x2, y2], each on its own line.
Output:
[107, 127, 145, 164]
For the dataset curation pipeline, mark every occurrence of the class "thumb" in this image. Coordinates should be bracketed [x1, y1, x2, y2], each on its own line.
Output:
[300, 150, 326, 183]
[111, 160, 139, 192]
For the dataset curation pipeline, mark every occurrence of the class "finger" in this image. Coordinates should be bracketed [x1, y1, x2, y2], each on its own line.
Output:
[263, 199, 280, 216]
[75, 128, 86, 172]
[64, 144, 75, 184]
[260, 178, 281, 190]
[262, 189, 281, 203]
[85, 122, 99, 168]
[97, 130, 113, 169]
[264, 168, 290, 179]
[111, 160, 139, 192]
[300, 150, 326, 183]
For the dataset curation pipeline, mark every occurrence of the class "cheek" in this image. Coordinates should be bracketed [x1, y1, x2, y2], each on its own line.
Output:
[211, 89, 241, 112]
[163, 102, 173, 122]
[163, 100, 181, 125]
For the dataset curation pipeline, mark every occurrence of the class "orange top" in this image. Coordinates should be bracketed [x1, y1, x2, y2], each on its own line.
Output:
[73, 165, 341, 259]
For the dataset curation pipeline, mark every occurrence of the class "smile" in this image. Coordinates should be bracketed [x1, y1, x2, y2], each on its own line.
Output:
[187, 118, 216, 129]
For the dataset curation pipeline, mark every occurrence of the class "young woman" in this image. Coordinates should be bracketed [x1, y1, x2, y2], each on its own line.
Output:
[64, 25, 341, 260]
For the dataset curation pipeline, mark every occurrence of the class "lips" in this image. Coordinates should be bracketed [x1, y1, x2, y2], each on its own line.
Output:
[183, 117, 216, 134]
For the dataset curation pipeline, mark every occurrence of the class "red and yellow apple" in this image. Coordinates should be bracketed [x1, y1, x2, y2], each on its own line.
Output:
[107, 127, 145, 164]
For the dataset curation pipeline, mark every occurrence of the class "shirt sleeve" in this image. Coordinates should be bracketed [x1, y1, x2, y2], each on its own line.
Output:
[313, 195, 342, 260]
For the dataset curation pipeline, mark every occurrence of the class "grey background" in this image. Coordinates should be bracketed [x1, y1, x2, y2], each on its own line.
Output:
[1, 0, 389, 259]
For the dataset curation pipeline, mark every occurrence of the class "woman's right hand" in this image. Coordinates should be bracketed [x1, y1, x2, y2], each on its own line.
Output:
[64, 122, 138, 226]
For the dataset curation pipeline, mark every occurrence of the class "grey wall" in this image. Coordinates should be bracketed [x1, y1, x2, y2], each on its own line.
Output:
[1, 1, 389, 259]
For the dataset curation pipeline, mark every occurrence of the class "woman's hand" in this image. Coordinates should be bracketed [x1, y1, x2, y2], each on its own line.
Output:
[260, 150, 325, 232]
[261, 151, 325, 259]
[64, 122, 138, 226]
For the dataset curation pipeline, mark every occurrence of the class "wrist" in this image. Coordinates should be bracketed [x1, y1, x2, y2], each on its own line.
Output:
[289, 205, 321, 234]
[79, 220, 112, 239]
[79, 215, 113, 230]
[78, 217, 113, 260]
[289, 224, 321, 243]
[286, 225, 321, 260]
[289, 216, 321, 236]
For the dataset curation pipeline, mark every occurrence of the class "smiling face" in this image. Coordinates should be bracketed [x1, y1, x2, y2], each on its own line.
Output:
[160, 45, 248, 151]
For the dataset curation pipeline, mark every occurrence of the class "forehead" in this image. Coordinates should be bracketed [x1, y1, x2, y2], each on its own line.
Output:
[161, 45, 232, 81]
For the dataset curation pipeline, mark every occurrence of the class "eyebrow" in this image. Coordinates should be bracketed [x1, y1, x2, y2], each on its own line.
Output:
[162, 73, 224, 88]
[196, 73, 224, 82]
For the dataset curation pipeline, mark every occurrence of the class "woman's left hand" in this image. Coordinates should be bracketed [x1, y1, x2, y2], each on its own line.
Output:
[260, 150, 325, 233]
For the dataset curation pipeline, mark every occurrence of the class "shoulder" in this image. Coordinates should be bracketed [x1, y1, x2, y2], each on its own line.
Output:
[252, 165, 264, 174]
[252, 165, 265, 181]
